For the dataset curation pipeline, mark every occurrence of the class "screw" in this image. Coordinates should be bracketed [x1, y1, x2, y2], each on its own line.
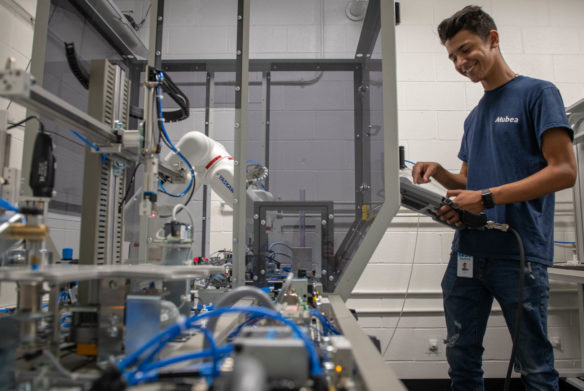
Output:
[328, 214, 334, 220]
[253, 214, 259, 220]
[109, 326, 119, 338]
[260, 219, 266, 226]
[321, 219, 327, 226]
[235, 86, 241, 91]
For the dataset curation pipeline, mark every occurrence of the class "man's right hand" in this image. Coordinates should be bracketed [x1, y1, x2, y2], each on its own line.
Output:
[412, 161, 442, 184]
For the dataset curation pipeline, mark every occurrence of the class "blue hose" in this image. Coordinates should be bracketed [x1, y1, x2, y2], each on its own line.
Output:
[119, 306, 324, 378]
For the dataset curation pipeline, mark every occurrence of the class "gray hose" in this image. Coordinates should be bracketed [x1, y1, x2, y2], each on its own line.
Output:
[228, 356, 267, 391]
[275, 272, 294, 305]
[203, 286, 275, 350]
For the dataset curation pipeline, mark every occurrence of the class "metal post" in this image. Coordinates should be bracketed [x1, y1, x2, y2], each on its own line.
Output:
[47, 283, 61, 355]
[232, 0, 251, 287]
[334, 0, 400, 300]
[263, 71, 271, 190]
[202, 72, 215, 256]
[353, 63, 372, 217]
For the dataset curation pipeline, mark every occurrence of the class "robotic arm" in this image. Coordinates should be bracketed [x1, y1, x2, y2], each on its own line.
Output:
[162, 131, 236, 207]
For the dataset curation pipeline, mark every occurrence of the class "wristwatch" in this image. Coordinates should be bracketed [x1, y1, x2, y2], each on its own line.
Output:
[481, 189, 495, 209]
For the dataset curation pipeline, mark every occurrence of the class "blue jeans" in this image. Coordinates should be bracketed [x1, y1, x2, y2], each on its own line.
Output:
[442, 252, 558, 391]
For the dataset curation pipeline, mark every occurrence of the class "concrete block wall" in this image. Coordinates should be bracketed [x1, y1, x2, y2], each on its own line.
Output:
[177, 0, 584, 378]
[2, 0, 583, 379]
[359, 0, 584, 378]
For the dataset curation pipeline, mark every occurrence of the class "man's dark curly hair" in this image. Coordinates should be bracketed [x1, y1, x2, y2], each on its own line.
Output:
[437, 6, 497, 45]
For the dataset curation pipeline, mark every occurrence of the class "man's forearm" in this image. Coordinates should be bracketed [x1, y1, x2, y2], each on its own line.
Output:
[491, 163, 576, 205]
[433, 166, 467, 190]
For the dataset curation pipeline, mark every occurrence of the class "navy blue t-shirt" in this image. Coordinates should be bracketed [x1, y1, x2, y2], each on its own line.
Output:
[453, 76, 573, 266]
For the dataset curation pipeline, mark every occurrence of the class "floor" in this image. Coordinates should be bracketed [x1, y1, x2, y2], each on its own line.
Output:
[402, 379, 581, 390]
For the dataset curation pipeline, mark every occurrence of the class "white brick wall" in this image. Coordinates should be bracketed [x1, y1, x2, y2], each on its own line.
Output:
[192, 0, 584, 379]
[3, 0, 582, 379]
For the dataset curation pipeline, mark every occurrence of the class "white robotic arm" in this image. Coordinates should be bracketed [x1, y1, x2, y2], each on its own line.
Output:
[162, 132, 236, 207]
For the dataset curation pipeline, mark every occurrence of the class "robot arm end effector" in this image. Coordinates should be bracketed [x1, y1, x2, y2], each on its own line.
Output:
[163, 132, 235, 207]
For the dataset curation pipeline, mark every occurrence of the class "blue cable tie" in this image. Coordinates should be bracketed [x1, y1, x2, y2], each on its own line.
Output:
[405, 159, 417, 166]
[0, 198, 19, 212]
[71, 130, 99, 152]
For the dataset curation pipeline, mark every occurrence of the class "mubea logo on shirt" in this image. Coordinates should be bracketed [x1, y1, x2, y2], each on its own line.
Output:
[494, 115, 519, 123]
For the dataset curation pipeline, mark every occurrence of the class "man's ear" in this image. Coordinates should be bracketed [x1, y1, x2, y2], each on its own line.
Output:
[488, 29, 499, 49]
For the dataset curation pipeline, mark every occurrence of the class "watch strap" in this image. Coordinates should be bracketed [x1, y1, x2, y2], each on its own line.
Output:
[481, 189, 495, 209]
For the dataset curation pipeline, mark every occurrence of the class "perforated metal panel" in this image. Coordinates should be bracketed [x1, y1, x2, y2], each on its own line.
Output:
[79, 60, 129, 273]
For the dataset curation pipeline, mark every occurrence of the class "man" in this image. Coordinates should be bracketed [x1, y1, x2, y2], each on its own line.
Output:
[411, 6, 577, 391]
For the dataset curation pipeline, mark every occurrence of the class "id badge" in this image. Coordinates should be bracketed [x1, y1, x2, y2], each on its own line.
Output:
[457, 253, 473, 278]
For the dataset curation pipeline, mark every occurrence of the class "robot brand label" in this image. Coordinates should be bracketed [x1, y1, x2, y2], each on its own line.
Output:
[219, 175, 234, 193]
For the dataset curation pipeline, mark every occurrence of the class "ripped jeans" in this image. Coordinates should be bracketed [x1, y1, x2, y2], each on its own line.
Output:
[442, 253, 558, 391]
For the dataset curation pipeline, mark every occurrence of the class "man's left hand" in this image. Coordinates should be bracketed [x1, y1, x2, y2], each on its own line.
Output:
[446, 189, 484, 213]
[437, 189, 484, 226]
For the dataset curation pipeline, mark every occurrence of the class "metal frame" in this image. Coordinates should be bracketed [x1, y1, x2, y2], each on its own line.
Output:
[11, 0, 399, 303]
[232, 0, 251, 287]
[201, 71, 215, 257]
[252, 201, 335, 289]
[328, 294, 406, 390]
[262, 70, 271, 189]
[125, 0, 397, 299]
[69, 0, 149, 61]
[557, 99, 584, 384]
[333, 0, 400, 300]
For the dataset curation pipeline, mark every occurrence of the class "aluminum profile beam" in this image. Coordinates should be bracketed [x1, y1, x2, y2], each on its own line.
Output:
[354, 0, 381, 59]
[232, 0, 251, 287]
[69, 0, 148, 61]
[328, 294, 406, 390]
[334, 0, 401, 300]
[0, 71, 115, 145]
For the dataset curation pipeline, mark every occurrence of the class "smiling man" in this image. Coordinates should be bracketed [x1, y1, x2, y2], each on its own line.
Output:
[411, 5, 577, 391]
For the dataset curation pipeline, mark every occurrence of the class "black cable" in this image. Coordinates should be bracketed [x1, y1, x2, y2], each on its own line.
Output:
[118, 162, 142, 213]
[7, 115, 45, 133]
[503, 227, 525, 391]
[154, 74, 196, 200]
[64, 42, 89, 89]
[149, 68, 190, 123]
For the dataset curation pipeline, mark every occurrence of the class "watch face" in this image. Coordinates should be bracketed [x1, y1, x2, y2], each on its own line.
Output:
[482, 190, 494, 209]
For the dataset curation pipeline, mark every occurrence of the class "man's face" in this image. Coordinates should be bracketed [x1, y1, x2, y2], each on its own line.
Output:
[445, 29, 498, 83]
